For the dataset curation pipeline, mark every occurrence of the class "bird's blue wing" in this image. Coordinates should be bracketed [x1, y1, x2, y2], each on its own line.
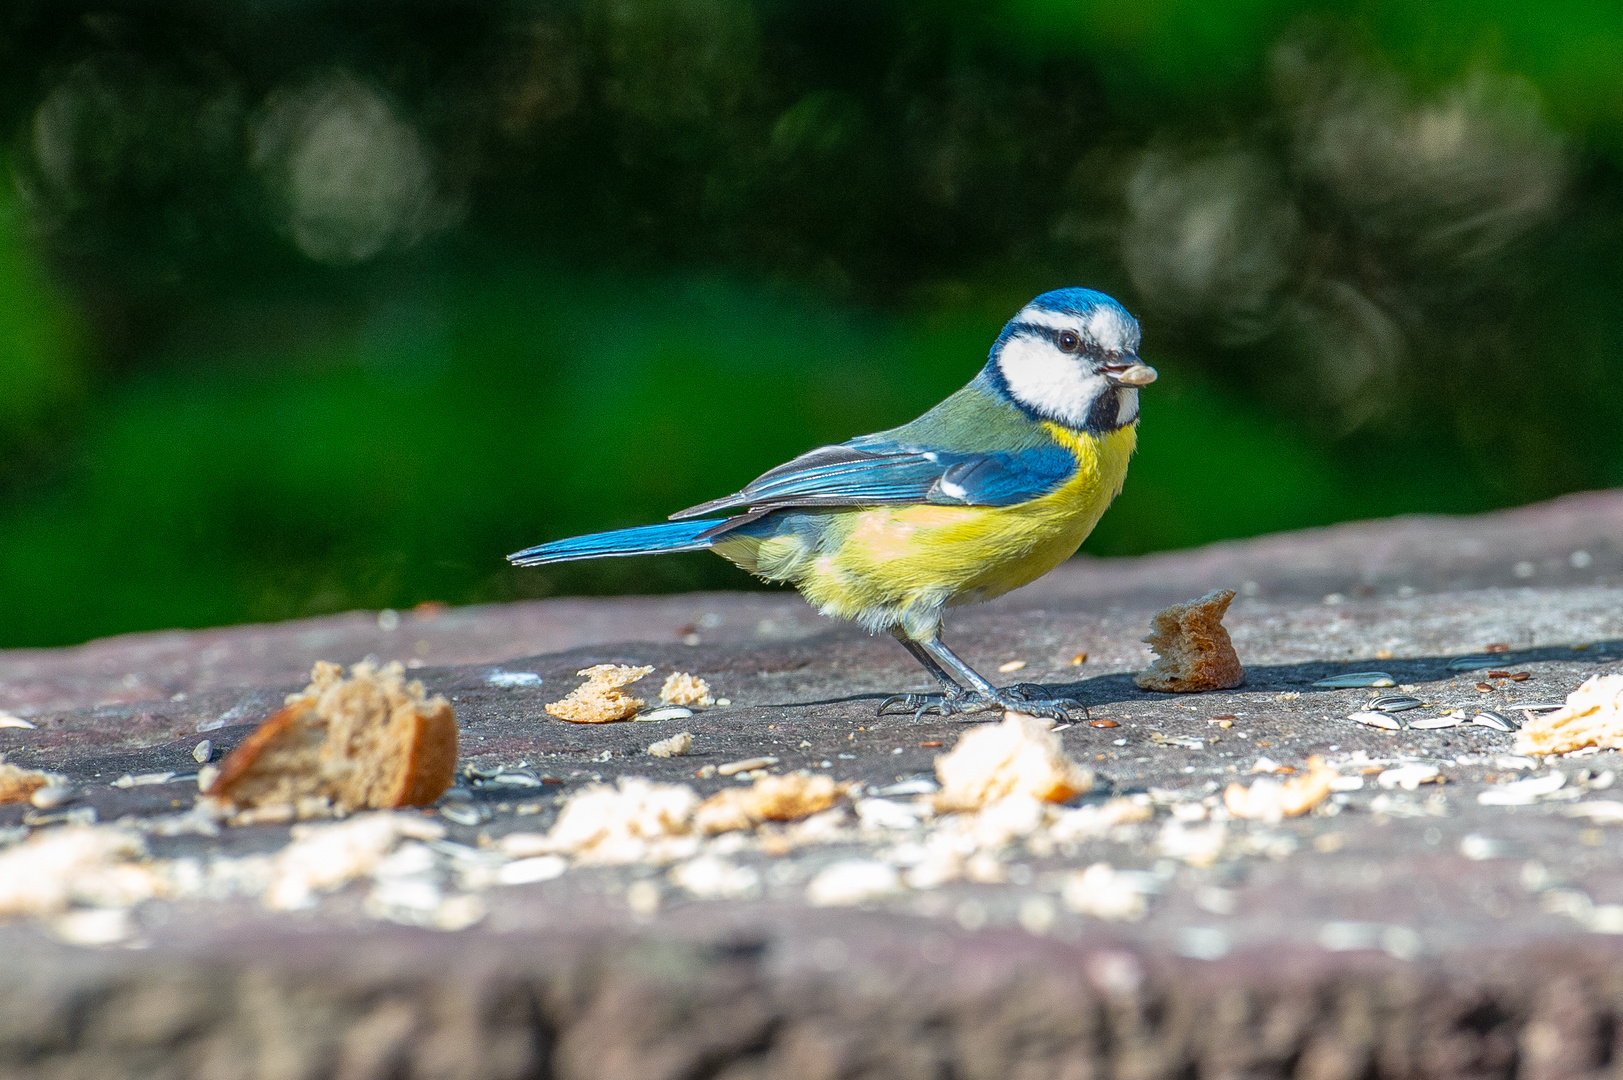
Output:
[670, 440, 1075, 519]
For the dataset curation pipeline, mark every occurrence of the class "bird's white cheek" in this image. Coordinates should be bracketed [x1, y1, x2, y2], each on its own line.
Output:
[1117, 387, 1139, 425]
[997, 337, 1105, 427]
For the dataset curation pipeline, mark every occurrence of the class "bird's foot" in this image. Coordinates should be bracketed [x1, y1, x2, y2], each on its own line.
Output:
[877, 686, 1083, 722]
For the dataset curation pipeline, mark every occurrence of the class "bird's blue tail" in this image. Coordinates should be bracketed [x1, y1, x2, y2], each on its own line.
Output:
[507, 519, 725, 567]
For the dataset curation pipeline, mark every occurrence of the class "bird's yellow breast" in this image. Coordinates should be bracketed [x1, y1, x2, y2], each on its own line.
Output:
[721, 423, 1136, 632]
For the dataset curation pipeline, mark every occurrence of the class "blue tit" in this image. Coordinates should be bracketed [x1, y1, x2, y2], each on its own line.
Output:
[510, 287, 1156, 720]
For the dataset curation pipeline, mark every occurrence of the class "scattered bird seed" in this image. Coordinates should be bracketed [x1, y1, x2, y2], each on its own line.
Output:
[1408, 715, 1463, 729]
[1515, 703, 1569, 713]
[1313, 672, 1396, 688]
[1348, 710, 1401, 730]
[1091, 720, 1120, 728]
[717, 756, 779, 777]
[1473, 711, 1517, 732]
[636, 706, 694, 722]
[918, 740, 943, 748]
[1447, 656, 1506, 672]
[1476, 682, 1494, 693]
[1484, 643, 1511, 653]
[0, 713, 36, 729]
[997, 660, 1028, 673]
[1069, 652, 1088, 665]
[1488, 671, 1511, 679]
[1370, 695, 1424, 712]
[192, 740, 212, 763]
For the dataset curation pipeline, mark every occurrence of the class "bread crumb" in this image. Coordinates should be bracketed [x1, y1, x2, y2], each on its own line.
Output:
[694, 772, 848, 835]
[263, 812, 444, 911]
[1223, 756, 1337, 822]
[660, 672, 714, 707]
[527, 777, 701, 865]
[0, 827, 153, 918]
[545, 664, 653, 723]
[647, 731, 693, 758]
[1516, 675, 1623, 756]
[208, 660, 457, 816]
[1062, 863, 1150, 921]
[0, 762, 53, 805]
[1134, 589, 1245, 692]
[933, 712, 1093, 812]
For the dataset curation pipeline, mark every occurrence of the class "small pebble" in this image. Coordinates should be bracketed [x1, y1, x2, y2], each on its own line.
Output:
[193, 740, 212, 764]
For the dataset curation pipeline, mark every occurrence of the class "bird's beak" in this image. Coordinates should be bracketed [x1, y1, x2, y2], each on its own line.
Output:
[1101, 356, 1158, 386]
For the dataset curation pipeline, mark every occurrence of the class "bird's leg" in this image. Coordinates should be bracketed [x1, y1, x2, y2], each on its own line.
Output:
[877, 630, 967, 718]
[913, 635, 1085, 722]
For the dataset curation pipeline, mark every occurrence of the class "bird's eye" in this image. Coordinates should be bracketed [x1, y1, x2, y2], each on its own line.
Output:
[1056, 331, 1080, 353]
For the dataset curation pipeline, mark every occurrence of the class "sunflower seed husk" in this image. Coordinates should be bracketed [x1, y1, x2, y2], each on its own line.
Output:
[636, 706, 694, 723]
[1348, 710, 1402, 730]
[1370, 694, 1424, 712]
[1514, 703, 1570, 713]
[1407, 714, 1464, 729]
[1472, 711, 1516, 733]
[1447, 656, 1508, 672]
[1314, 672, 1396, 689]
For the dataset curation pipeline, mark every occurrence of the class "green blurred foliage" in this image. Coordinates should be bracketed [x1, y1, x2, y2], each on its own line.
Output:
[0, 0, 1620, 647]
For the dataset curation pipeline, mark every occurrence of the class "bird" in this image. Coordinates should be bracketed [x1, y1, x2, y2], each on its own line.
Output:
[509, 287, 1156, 721]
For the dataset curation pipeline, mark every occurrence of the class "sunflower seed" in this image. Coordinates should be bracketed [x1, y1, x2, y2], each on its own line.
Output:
[1447, 656, 1507, 672]
[1348, 710, 1401, 730]
[636, 706, 694, 722]
[492, 772, 543, 787]
[1407, 714, 1463, 729]
[1514, 703, 1569, 713]
[192, 740, 212, 763]
[1313, 672, 1396, 688]
[1370, 695, 1424, 712]
[1473, 710, 1518, 732]
[718, 756, 779, 777]
[441, 803, 484, 826]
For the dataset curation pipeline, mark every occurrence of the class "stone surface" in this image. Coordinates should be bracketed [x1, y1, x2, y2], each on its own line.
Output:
[2, 489, 1623, 1078]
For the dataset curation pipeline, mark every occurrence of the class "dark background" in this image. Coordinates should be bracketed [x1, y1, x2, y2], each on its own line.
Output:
[1, 0, 1619, 648]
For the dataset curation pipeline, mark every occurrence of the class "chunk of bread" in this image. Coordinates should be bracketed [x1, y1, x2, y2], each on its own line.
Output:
[1134, 589, 1245, 692]
[545, 664, 652, 723]
[208, 660, 457, 815]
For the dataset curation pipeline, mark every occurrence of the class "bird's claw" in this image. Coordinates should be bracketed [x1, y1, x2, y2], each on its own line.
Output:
[876, 687, 1084, 722]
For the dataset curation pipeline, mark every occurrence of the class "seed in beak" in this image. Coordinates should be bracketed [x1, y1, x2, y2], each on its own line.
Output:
[1112, 364, 1157, 387]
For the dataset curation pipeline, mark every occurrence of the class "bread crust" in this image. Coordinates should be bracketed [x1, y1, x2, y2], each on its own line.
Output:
[1134, 589, 1245, 692]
